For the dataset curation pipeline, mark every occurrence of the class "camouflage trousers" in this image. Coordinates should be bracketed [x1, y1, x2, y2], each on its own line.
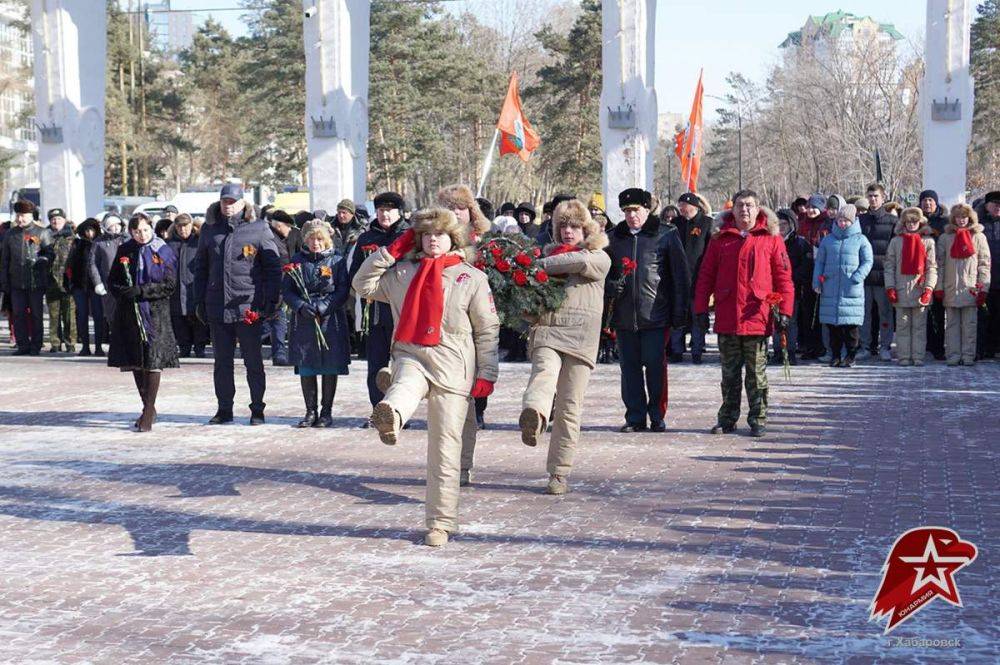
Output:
[46, 292, 76, 348]
[717, 334, 768, 428]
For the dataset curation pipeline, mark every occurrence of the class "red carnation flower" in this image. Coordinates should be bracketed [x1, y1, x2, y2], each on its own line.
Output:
[282, 263, 298, 274]
[621, 257, 637, 276]
[495, 258, 511, 273]
[474, 261, 486, 271]
[513, 269, 528, 286]
[534, 270, 549, 284]
[490, 246, 503, 258]
[532, 247, 541, 258]
[242, 309, 260, 325]
[119, 256, 130, 265]
[515, 253, 532, 267]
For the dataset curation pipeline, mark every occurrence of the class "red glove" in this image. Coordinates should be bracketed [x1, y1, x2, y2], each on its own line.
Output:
[918, 288, 932, 306]
[933, 290, 944, 302]
[386, 228, 416, 260]
[886, 288, 898, 304]
[470, 378, 494, 398]
[976, 291, 988, 307]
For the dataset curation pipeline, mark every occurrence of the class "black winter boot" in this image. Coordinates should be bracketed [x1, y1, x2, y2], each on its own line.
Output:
[315, 375, 337, 428]
[137, 372, 160, 432]
[297, 376, 318, 428]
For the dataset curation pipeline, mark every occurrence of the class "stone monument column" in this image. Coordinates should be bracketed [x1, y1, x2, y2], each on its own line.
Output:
[922, 0, 974, 204]
[31, 0, 106, 221]
[303, 0, 370, 211]
[600, 0, 657, 222]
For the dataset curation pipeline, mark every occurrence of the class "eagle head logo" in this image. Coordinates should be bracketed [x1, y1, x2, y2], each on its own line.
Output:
[869, 526, 977, 634]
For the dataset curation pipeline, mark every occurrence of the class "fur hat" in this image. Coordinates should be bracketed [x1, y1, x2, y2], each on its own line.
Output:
[499, 202, 516, 216]
[677, 192, 701, 209]
[553, 199, 600, 239]
[948, 203, 979, 227]
[409, 207, 469, 258]
[435, 184, 490, 236]
[373, 191, 405, 211]
[13, 199, 35, 215]
[618, 188, 652, 210]
[270, 209, 295, 226]
[791, 197, 808, 210]
[76, 218, 101, 238]
[894, 206, 930, 235]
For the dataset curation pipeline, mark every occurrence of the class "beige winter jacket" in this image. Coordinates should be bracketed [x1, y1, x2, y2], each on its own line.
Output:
[884, 221, 938, 307]
[528, 232, 611, 368]
[934, 223, 992, 308]
[352, 246, 500, 396]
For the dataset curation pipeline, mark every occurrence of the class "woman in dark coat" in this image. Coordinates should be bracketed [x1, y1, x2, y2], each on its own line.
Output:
[107, 215, 179, 432]
[166, 214, 208, 357]
[66, 218, 103, 356]
[282, 221, 351, 428]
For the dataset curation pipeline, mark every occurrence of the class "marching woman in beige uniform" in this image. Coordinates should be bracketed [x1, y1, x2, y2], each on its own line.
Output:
[352, 208, 500, 547]
[518, 199, 611, 495]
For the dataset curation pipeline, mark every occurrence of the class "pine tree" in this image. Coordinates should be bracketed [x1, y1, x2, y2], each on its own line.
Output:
[969, 0, 1000, 190]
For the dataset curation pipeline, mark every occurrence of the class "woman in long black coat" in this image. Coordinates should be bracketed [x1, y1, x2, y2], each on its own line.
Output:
[282, 221, 351, 428]
[107, 215, 179, 432]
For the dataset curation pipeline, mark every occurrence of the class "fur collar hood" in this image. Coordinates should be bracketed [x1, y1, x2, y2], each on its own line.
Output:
[543, 230, 609, 255]
[714, 206, 779, 237]
[943, 222, 984, 235]
[205, 200, 257, 226]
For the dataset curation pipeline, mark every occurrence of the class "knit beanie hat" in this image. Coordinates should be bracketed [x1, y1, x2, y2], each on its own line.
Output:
[807, 194, 827, 210]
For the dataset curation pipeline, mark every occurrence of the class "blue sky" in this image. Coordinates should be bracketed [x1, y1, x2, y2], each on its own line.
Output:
[176, 1, 928, 117]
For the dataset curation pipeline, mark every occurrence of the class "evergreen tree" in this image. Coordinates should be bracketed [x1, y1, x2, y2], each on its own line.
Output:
[970, 0, 1000, 190]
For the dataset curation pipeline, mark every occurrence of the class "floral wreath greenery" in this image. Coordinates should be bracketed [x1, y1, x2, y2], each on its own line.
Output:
[474, 232, 567, 326]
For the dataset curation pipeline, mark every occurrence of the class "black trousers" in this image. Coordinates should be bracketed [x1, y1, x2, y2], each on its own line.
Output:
[173, 314, 209, 352]
[210, 321, 266, 412]
[827, 324, 860, 359]
[927, 301, 945, 358]
[616, 327, 668, 427]
[10, 288, 45, 352]
[798, 288, 824, 354]
[365, 323, 393, 406]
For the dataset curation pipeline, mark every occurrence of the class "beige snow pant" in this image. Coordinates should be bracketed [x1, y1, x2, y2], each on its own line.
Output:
[382, 360, 469, 532]
[460, 400, 477, 473]
[522, 346, 593, 477]
[894, 306, 928, 363]
[945, 306, 978, 364]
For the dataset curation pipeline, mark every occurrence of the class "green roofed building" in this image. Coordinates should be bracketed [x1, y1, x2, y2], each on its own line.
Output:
[780, 10, 905, 49]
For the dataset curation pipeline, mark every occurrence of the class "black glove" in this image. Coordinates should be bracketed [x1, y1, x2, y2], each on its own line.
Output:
[120, 285, 141, 301]
[195, 303, 207, 325]
[694, 312, 710, 331]
[776, 313, 791, 331]
[299, 301, 318, 317]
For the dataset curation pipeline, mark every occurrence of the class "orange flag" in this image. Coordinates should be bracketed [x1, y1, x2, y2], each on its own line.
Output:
[497, 72, 540, 162]
[676, 70, 705, 193]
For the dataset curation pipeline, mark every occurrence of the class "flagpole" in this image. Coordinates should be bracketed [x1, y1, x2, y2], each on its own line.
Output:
[476, 128, 501, 197]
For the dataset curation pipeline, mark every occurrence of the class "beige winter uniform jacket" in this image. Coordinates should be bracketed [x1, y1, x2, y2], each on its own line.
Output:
[934, 223, 992, 308]
[527, 233, 611, 369]
[352, 246, 500, 396]
[884, 221, 938, 308]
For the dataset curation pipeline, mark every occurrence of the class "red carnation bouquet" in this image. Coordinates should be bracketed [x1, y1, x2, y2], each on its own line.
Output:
[765, 292, 791, 380]
[283, 262, 329, 351]
[475, 232, 566, 326]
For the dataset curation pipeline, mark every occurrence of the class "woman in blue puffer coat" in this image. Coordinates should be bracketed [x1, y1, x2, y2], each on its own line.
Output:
[812, 204, 873, 367]
[282, 221, 352, 428]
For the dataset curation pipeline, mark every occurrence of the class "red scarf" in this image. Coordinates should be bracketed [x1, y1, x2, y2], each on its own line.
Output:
[394, 254, 463, 346]
[900, 233, 926, 276]
[950, 228, 975, 259]
[547, 243, 581, 256]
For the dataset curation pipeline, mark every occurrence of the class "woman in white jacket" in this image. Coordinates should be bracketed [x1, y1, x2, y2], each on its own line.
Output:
[352, 208, 500, 547]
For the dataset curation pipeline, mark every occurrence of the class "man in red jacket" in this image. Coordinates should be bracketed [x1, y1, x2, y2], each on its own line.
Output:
[694, 190, 794, 437]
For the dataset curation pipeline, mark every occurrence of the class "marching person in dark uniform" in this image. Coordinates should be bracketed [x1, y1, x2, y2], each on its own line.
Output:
[348, 191, 408, 413]
[193, 184, 282, 425]
[605, 188, 690, 432]
[107, 215, 179, 432]
[166, 214, 209, 358]
[0, 200, 53, 355]
[283, 221, 352, 428]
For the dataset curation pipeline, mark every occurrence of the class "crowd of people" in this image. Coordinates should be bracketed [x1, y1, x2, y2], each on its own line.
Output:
[1, 181, 996, 546]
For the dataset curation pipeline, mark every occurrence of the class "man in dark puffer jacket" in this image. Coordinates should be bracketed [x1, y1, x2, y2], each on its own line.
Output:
[859, 183, 897, 360]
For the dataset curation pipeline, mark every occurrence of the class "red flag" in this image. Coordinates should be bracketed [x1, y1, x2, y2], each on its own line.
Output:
[496, 72, 540, 162]
[676, 70, 705, 193]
